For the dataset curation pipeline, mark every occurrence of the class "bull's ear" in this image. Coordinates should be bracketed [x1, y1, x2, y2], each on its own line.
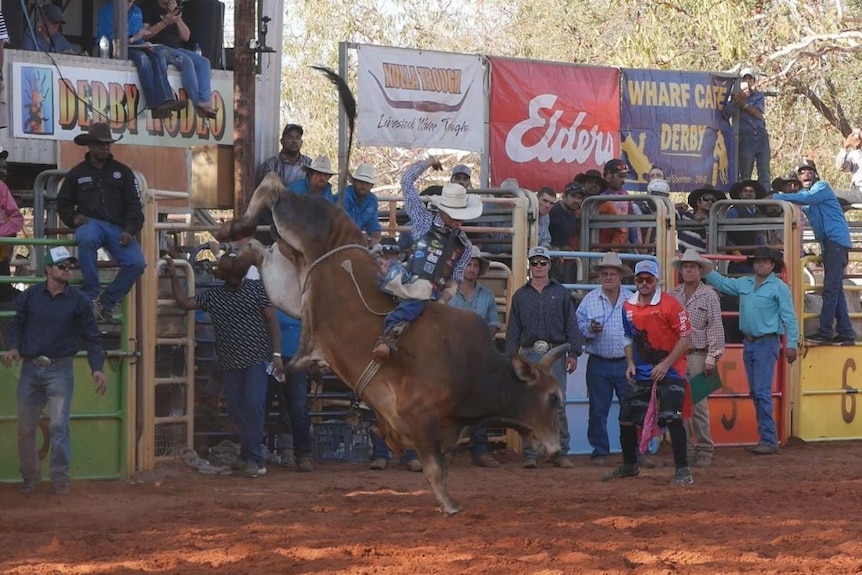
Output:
[511, 353, 539, 384]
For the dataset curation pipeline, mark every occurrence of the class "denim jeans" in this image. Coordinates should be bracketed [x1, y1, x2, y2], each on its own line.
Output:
[369, 431, 418, 463]
[17, 358, 74, 485]
[153, 46, 212, 105]
[384, 299, 427, 332]
[129, 48, 173, 109]
[223, 362, 269, 467]
[738, 130, 772, 191]
[818, 239, 854, 339]
[743, 336, 780, 447]
[75, 218, 146, 308]
[521, 347, 569, 458]
[586, 355, 629, 457]
[274, 367, 312, 457]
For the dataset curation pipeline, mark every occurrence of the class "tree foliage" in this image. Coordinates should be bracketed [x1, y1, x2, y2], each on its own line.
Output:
[275, 0, 862, 190]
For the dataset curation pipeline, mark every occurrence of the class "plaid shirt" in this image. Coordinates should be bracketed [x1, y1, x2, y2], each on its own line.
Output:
[670, 282, 725, 366]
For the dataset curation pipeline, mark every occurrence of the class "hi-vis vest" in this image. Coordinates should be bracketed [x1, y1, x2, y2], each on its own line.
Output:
[406, 221, 469, 290]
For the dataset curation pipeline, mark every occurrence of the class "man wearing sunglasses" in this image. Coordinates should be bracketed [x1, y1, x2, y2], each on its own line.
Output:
[4, 246, 106, 496]
[604, 260, 693, 484]
[506, 246, 583, 469]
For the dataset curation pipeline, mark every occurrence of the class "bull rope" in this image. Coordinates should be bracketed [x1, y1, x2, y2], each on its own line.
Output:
[302, 243, 385, 400]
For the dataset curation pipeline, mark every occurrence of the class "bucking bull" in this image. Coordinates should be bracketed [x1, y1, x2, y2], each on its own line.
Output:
[216, 173, 566, 515]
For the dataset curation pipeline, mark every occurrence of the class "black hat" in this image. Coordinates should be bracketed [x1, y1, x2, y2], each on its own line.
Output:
[746, 246, 785, 273]
[796, 159, 818, 176]
[282, 123, 303, 136]
[574, 169, 608, 194]
[73, 123, 121, 145]
[563, 181, 586, 196]
[687, 187, 726, 209]
[603, 159, 631, 176]
[771, 171, 801, 191]
[0, 147, 8, 160]
[728, 179, 768, 199]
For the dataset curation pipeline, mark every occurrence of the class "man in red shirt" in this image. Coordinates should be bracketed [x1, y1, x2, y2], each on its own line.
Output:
[604, 260, 693, 484]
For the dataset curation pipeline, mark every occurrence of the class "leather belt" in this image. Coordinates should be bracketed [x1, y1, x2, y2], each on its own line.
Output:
[527, 340, 565, 353]
[688, 348, 708, 355]
[743, 334, 779, 343]
[591, 355, 626, 362]
[28, 355, 56, 368]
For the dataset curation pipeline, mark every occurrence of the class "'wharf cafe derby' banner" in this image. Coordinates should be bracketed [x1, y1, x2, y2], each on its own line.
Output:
[356, 45, 485, 152]
[488, 58, 620, 191]
[12, 62, 233, 147]
[620, 69, 736, 193]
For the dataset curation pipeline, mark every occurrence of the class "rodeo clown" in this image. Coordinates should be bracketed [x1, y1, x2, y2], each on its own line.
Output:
[372, 157, 482, 362]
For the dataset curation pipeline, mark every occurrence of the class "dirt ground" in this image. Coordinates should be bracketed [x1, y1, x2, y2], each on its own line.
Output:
[2, 440, 862, 575]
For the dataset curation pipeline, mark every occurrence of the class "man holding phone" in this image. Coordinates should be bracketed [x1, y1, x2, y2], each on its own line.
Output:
[723, 67, 771, 191]
[836, 128, 862, 193]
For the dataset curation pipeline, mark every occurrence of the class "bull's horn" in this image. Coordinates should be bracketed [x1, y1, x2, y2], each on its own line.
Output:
[537, 343, 570, 374]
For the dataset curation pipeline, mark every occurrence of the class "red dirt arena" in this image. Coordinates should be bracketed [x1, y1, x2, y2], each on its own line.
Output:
[2, 440, 861, 575]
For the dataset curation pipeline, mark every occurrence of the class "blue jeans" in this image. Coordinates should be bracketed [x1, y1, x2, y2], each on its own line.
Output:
[17, 358, 75, 485]
[129, 48, 173, 109]
[370, 431, 418, 463]
[274, 367, 312, 457]
[384, 299, 427, 332]
[521, 348, 569, 458]
[154, 46, 212, 105]
[818, 239, 854, 339]
[738, 130, 771, 191]
[586, 355, 629, 457]
[75, 218, 146, 308]
[223, 362, 269, 467]
[743, 336, 780, 447]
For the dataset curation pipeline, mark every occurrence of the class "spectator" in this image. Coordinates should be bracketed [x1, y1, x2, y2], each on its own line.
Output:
[548, 182, 583, 284]
[448, 245, 503, 468]
[723, 67, 771, 190]
[164, 251, 282, 478]
[255, 123, 311, 188]
[97, 0, 186, 120]
[535, 187, 554, 248]
[4, 246, 106, 495]
[56, 123, 146, 322]
[678, 187, 725, 254]
[139, 0, 217, 119]
[726, 179, 767, 274]
[601, 159, 642, 250]
[450, 164, 472, 189]
[342, 162, 382, 246]
[836, 128, 862, 194]
[647, 165, 665, 182]
[21, 5, 78, 54]
[0, 148, 23, 302]
[574, 169, 608, 197]
[287, 155, 337, 202]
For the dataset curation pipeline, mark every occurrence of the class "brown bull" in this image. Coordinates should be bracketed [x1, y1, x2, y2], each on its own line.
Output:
[218, 173, 565, 515]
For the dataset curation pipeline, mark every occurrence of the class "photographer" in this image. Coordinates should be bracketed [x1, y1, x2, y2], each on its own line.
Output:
[836, 128, 862, 194]
[723, 67, 771, 191]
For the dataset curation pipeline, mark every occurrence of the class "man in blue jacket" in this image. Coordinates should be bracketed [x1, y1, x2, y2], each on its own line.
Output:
[772, 159, 854, 346]
[287, 155, 336, 203]
[342, 163, 381, 246]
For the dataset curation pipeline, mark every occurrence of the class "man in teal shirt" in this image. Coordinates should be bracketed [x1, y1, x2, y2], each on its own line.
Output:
[704, 247, 798, 454]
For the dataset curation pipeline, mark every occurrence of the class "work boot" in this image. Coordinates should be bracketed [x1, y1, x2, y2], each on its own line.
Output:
[590, 455, 607, 467]
[296, 457, 313, 473]
[20, 478, 37, 494]
[472, 453, 501, 468]
[523, 457, 538, 469]
[746, 443, 778, 455]
[368, 458, 388, 471]
[371, 339, 391, 362]
[552, 455, 575, 469]
[693, 452, 713, 468]
[403, 459, 423, 472]
[602, 463, 640, 481]
[639, 454, 657, 469]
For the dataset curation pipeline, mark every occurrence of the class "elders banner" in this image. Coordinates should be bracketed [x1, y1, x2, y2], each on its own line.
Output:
[357, 44, 485, 152]
[620, 69, 736, 193]
[488, 58, 620, 190]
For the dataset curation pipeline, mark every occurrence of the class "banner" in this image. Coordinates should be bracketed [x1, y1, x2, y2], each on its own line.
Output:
[620, 69, 736, 193]
[12, 62, 233, 147]
[357, 45, 485, 152]
[488, 58, 619, 191]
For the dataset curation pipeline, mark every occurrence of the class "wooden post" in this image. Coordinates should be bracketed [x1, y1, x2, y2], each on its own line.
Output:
[234, 0, 256, 213]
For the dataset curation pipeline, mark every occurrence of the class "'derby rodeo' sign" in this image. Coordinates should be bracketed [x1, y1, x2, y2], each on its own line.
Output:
[12, 62, 233, 147]
[357, 45, 486, 152]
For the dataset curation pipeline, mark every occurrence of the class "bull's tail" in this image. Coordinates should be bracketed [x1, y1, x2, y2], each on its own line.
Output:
[215, 172, 285, 241]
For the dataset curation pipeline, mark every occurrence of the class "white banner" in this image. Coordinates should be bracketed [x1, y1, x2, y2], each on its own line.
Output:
[11, 61, 233, 147]
[357, 45, 485, 152]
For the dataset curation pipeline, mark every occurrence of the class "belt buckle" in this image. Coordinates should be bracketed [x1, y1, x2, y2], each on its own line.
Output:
[33, 356, 52, 368]
[532, 340, 550, 353]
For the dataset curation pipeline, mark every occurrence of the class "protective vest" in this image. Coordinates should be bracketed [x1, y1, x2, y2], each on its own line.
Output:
[406, 222, 469, 290]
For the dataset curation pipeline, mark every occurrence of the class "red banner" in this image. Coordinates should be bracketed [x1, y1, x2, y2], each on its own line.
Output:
[489, 58, 620, 191]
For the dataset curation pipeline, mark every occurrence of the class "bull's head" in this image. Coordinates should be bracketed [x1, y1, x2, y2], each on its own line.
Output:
[509, 344, 568, 458]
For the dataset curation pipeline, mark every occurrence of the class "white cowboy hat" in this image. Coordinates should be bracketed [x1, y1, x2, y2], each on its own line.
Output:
[306, 155, 337, 175]
[429, 183, 483, 221]
[590, 252, 633, 276]
[671, 248, 714, 274]
[469, 244, 490, 276]
[352, 162, 376, 184]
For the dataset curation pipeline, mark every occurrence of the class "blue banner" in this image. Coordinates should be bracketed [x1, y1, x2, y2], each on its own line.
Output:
[620, 69, 736, 193]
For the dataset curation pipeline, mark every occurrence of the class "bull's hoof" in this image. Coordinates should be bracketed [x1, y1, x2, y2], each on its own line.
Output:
[442, 505, 463, 517]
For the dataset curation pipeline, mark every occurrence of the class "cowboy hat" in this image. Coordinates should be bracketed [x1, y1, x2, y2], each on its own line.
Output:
[739, 67, 757, 79]
[728, 179, 767, 199]
[429, 183, 483, 221]
[590, 251, 634, 276]
[305, 155, 337, 175]
[746, 246, 784, 273]
[687, 187, 726, 209]
[351, 162, 376, 184]
[771, 171, 800, 191]
[574, 170, 608, 194]
[671, 248, 714, 274]
[73, 122, 121, 145]
[469, 244, 490, 276]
